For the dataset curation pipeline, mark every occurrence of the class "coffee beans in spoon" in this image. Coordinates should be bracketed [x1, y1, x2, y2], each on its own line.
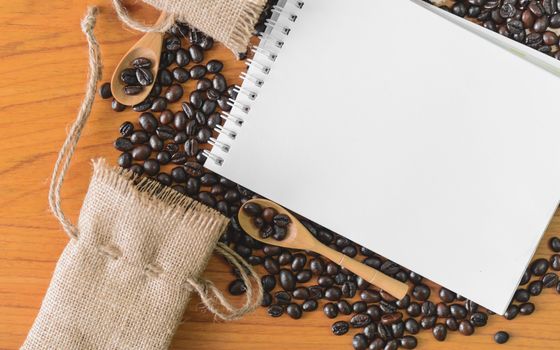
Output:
[242, 202, 291, 241]
[120, 57, 154, 95]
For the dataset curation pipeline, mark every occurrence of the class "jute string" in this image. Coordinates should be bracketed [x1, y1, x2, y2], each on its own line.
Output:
[47, 6, 261, 322]
[112, 0, 176, 33]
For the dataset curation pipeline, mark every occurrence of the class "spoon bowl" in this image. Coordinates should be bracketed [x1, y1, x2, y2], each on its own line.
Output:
[110, 13, 166, 106]
[238, 198, 410, 299]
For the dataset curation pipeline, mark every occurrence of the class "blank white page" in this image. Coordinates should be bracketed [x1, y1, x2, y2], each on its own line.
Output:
[206, 0, 560, 314]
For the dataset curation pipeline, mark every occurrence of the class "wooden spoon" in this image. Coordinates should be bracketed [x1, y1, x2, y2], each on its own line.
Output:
[110, 13, 167, 106]
[238, 198, 410, 299]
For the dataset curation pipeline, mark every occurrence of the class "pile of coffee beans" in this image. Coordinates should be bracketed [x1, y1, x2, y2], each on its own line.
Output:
[104, 3, 560, 349]
[242, 202, 291, 240]
[437, 0, 560, 60]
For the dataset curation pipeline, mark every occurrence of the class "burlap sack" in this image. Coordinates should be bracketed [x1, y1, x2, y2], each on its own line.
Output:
[22, 8, 261, 349]
[112, 0, 267, 55]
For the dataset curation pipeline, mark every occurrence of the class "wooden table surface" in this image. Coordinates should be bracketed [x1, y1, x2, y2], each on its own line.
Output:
[1, 1, 559, 349]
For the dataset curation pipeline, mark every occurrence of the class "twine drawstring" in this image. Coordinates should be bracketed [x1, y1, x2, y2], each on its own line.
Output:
[47, 6, 262, 320]
[111, 0, 176, 33]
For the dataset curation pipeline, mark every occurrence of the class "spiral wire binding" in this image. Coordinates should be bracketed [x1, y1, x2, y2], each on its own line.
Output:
[205, 0, 304, 166]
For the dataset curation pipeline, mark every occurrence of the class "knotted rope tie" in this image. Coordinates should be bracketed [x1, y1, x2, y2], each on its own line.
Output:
[185, 242, 263, 321]
[112, 0, 176, 33]
[48, 6, 101, 240]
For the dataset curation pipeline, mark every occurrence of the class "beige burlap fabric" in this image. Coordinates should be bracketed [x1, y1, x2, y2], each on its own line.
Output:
[22, 7, 261, 349]
[112, 0, 267, 55]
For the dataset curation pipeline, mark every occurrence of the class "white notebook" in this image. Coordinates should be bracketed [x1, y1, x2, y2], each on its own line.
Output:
[205, 0, 560, 314]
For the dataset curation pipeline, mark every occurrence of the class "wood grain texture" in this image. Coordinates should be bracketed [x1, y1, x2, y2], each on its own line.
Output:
[0, 1, 559, 349]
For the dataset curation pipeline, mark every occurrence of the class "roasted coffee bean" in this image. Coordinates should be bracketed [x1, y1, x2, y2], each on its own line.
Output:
[111, 98, 126, 112]
[174, 132, 188, 144]
[184, 139, 199, 157]
[450, 304, 467, 320]
[164, 84, 183, 102]
[132, 144, 152, 161]
[458, 320, 474, 336]
[228, 279, 246, 295]
[550, 236, 560, 252]
[433, 323, 447, 341]
[406, 302, 421, 317]
[212, 73, 227, 92]
[323, 302, 338, 318]
[420, 316, 436, 329]
[405, 318, 420, 334]
[184, 162, 203, 176]
[279, 269, 296, 291]
[156, 125, 175, 140]
[380, 261, 400, 275]
[170, 166, 187, 183]
[307, 285, 323, 300]
[342, 281, 357, 298]
[543, 272, 558, 287]
[369, 339, 385, 350]
[136, 67, 153, 86]
[132, 98, 152, 112]
[352, 333, 368, 350]
[170, 152, 187, 164]
[117, 152, 132, 168]
[262, 207, 278, 223]
[159, 110, 174, 125]
[519, 302, 535, 315]
[514, 289, 530, 302]
[434, 302, 450, 318]
[156, 173, 172, 186]
[156, 151, 171, 165]
[291, 254, 307, 271]
[302, 299, 318, 312]
[331, 321, 349, 336]
[380, 301, 397, 314]
[206, 59, 224, 73]
[199, 35, 214, 50]
[261, 275, 276, 292]
[157, 69, 173, 86]
[175, 48, 190, 67]
[292, 287, 309, 300]
[350, 313, 371, 328]
[190, 65, 207, 79]
[275, 291, 291, 305]
[336, 300, 351, 315]
[165, 35, 181, 51]
[139, 112, 158, 132]
[551, 254, 560, 271]
[143, 159, 160, 176]
[132, 57, 151, 69]
[198, 192, 216, 207]
[412, 284, 430, 301]
[267, 304, 283, 317]
[151, 97, 168, 112]
[120, 68, 138, 84]
[124, 85, 143, 95]
[360, 289, 381, 303]
[206, 112, 221, 129]
[114, 137, 134, 152]
[391, 321, 405, 338]
[349, 301, 365, 314]
[470, 312, 488, 327]
[377, 323, 393, 341]
[504, 304, 519, 320]
[531, 258, 549, 276]
[324, 287, 342, 301]
[528, 280, 544, 296]
[188, 45, 204, 63]
[99, 82, 112, 99]
[217, 95, 232, 111]
[172, 67, 190, 83]
[119, 121, 134, 137]
[445, 317, 459, 331]
[261, 292, 272, 307]
[195, 127, 212, 143]
[494, 331, 510, 344]
[381, 312, 403, 326]
[202, 99, 217, 115]
[399, 335, 417, 349]
[286, 303, 302, 319]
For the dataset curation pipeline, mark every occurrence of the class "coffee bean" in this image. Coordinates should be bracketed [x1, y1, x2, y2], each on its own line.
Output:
[184, 139, 199, 157]
[206, 59, 224, 73]
[551, 254, 560, 271]
[406, 302, 421, 317]
[117, 152, 132, 168]
[519, 302, 535, 315]
[286, 303, 302, 319]
[433, 323, 447, 341]
[261, 292, 272, 307]
[151, 97, 168, 112]
[279, 269, 296, 291]
[184, 162, 203, 176]
[164, 84, 183, 102]
[120, 68, 138, 84]
[132, 144, 152, 160]
[143, 159, 160, 176]
[324, 287, 342, 301]
[550, 237, 560, 252]
[274, 290, 291, 305]
[170, 166, 187, 183]
[381, 312, 403, 325]
[331, 321, 349, 336]
[470, 312, 488, 327]
[514, 289, 530, 302]
[124, 85, 143, 95]
[267, 304, 283, 317]
[369, 339, 385, 350]
[228, 279, 246, 295]
[157, 69, 173, 86]
[302, 299, 318, 312]
[420, 316, 436, 329]
[119, 121, 134, 137]
[292, 287, 309, 300]
[531, 258, 550, 276]
[99, 82, 112, 99]
[504, 304, 519, 320]
[335, 300, 351, 315]
[156, 151, 171, 165]
[111, 98, 126, 112]
[133, 98, 152, 112]
[399, 335, 417, 349]
[323, 303, 338, 318]
[261, 275, 276, 292]
[350, 313, 371, 328]
[139, 112, 158, 132]
[543, 272, 558, 287]
[114, 137, 133, 152]
[405, 318, 420, 334]
[212, 73, 227, 92]
[360, 289, 381, 303]
[412, 284, 430, 301]
[494, 331, 510, 344]
[190, 65, 207, 79]
[156, 125, 175, 140]
[529, 280, 544, 296]
[458, 320, 474, 336]
[377, 323, 393, 341]
[175, 48, 190, 67]
[132, 57, 151, 68]
[188, 45, 204, 63]
[136, 67, 153, 86]
[172, 67, 190, 83]
[291, 254, 307, 271]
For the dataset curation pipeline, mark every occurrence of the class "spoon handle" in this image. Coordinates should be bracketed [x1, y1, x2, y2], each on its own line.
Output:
[314, 244, 409, 299]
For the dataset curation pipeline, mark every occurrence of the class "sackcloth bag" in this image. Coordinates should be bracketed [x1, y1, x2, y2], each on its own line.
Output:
[111, 0, 268, 55]
[22, 7, 262, 350]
